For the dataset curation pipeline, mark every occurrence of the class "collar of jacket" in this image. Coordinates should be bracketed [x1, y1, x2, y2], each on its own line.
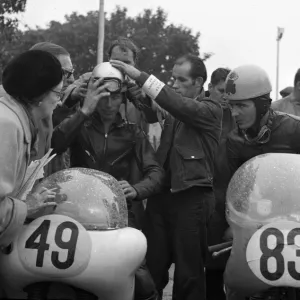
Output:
[0, 94, 33, 145]
[195, 88, 206, 101]
[219, 100, 231, 109]
[240, 109, 275, 145]
[259, 109, 285, 131]
[271, 109, 300, 130]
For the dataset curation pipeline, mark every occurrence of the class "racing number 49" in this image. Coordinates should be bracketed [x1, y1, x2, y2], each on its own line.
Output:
[25, 220, 79, 270]
[260, 227, 300, 281]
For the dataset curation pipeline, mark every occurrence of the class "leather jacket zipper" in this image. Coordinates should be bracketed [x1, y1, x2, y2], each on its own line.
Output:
[83, 126, 97, 164]
[83, 132, 108, 165]
[103, 133, 108, 157]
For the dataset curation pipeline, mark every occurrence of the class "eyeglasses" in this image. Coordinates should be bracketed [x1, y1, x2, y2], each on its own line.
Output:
[62, 68, 74, 79]
[51, 89, 64, 100]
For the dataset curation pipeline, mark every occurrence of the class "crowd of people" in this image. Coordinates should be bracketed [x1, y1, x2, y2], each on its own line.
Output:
[1, 36, 300, 300]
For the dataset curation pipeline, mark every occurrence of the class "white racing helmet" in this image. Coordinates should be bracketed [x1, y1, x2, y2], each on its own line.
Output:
[225, 65, 272, 101]
[92, 62, 126, 94]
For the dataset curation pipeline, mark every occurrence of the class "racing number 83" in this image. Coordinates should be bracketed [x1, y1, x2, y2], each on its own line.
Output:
[25, 220, 79, 270]
[260, 227, 300, 281]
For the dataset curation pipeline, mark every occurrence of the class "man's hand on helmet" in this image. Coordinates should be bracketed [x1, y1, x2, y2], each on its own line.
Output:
[81, 77, 110, 116]
[110, 60, 141, 81]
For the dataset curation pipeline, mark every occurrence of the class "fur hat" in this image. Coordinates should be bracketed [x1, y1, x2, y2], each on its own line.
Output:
[2, 50, 63, 105]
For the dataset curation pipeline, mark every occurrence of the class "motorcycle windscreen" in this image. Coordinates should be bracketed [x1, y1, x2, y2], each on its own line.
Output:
[32, 168, 128, 230]
[224, 153, 300, 296]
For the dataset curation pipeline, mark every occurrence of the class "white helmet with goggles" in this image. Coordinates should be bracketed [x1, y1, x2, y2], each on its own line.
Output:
[92, 62, 126, 94]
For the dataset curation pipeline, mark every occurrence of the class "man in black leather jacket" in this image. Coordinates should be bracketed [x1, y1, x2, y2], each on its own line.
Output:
[51, 62, 164, 300]
[219, 65, 300, 300]
[111, 54, 222, 300]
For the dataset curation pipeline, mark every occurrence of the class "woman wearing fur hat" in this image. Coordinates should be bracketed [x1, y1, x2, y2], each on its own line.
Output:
[0, 50, 68, 247]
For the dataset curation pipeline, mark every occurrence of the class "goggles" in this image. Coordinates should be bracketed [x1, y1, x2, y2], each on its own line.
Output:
[93, 77, 126, 94]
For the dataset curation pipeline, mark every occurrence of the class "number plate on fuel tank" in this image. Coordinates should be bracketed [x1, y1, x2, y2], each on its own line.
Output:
[18, 215, 92, 277]
[247, 221, 300, 287]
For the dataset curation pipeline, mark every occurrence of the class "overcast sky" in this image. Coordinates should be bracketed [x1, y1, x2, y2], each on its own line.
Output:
[19, 0, 300, 99]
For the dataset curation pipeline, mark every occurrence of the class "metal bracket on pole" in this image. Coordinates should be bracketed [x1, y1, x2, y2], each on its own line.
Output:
[275, 27, 284, 101]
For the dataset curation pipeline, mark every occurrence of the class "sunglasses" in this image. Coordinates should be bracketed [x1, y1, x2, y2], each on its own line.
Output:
[62, 68, 74, 79]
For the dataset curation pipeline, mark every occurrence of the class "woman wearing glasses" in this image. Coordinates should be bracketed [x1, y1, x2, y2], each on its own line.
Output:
[27, 43, 76, 174]
[29, 42, 90, 176]
[0, 50, 64, 248]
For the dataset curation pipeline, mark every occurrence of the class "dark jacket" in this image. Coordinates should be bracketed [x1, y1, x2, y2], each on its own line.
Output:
[51, 110, 164, 201]
[207, 110, 300, 269]
[220, 110, 300, 199]
[136, 72, 223, 193]
[207, 104, 236, 269]
[48, 78, 150, 176]
[212, 105, 236, 217]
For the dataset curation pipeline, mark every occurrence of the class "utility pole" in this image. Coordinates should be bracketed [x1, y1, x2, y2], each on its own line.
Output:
[97, 0, 105, 64]
[276, 27, 284, 100]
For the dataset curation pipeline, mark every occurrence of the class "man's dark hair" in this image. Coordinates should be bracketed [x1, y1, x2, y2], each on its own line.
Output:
[294, 68, 300, 86]
[211, 68, 231, 86]
[175, 54, 207, 83]
[280, 86, 293, 97]
[30, 42, 70, 57]
[107, 37, 140, 63]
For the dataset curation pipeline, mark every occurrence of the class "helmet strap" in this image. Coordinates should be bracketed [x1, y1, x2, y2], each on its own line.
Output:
[241, 96, 271, 136]
[241, 109, 273, 145]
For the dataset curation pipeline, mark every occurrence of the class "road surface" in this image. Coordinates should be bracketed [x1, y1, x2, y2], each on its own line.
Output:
[163, 264, 174, 300]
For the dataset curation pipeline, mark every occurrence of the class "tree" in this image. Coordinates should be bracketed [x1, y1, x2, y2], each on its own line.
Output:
[0, 6, 211, 82]
[0, 0, 27, 34]
[0, 0, 27, 79]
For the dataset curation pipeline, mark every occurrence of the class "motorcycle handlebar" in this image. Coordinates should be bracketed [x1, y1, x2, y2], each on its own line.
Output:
[208, 241, 232, 253]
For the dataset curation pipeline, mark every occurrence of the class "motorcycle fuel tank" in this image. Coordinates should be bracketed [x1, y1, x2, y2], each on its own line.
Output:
[225, 153, 300, 296]
[0, 169, 146, 300]
[31, 167, 128, 229]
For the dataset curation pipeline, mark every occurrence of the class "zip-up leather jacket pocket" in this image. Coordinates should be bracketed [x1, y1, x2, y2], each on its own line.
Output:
[175, 146, 210, 182]
[79, 142, 97, 167]
[109, 143, 136, 180]
[110, 143, 135, 167]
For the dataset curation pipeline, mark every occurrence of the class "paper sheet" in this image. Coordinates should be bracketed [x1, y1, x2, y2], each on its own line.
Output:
[16, 149, 56, 200]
